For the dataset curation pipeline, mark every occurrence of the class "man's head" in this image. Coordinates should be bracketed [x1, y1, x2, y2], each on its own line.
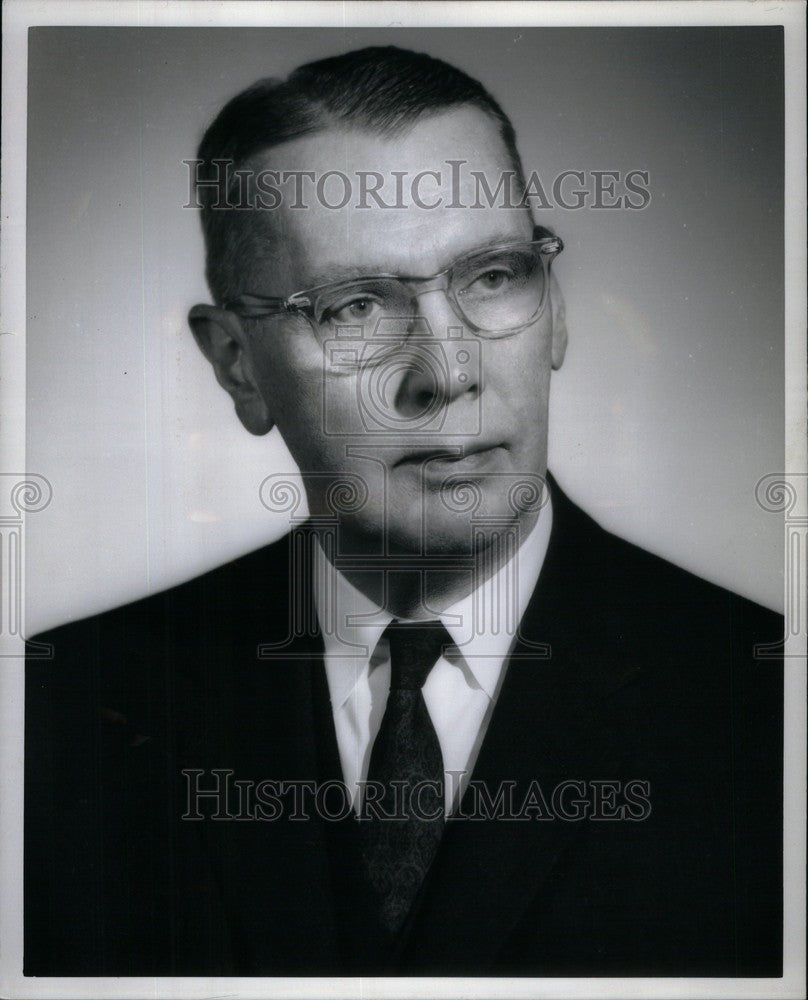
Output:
[193, 46, 526, 307]
[189, 46, 567, 558]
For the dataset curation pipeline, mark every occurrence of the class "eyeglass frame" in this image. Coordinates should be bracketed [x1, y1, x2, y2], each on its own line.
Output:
[223, 225, 563, 339]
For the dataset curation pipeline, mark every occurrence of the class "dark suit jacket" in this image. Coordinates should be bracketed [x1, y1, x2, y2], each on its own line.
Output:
[25, 478, 783, 977]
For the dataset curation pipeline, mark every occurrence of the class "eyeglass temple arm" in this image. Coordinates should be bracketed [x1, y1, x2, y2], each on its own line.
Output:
[222, 293, 296, 317]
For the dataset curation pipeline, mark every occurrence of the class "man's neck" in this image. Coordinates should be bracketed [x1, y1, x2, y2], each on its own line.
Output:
[313, 509, 541, 619]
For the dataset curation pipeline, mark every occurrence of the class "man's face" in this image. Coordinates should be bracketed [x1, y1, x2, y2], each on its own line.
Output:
[236, 106, 566, 554]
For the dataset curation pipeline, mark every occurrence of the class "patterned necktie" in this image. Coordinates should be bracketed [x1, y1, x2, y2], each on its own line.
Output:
[360, 619, 449, 936]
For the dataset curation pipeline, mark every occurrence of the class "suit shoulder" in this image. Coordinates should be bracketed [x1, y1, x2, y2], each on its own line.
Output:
[25, 529, 299, 719]
[607, 523, 777, 624]
[550, 481, 781, 634]
[28, 529, 295, 650]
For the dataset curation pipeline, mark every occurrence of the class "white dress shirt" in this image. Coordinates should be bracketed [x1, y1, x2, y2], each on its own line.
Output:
[314, 499, 553, 814]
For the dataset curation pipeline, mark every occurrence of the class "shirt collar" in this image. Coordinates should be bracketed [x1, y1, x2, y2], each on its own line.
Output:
[315, 496, 553, 707]
[314, 546, 393, 709]
[438, 499, 552, 697]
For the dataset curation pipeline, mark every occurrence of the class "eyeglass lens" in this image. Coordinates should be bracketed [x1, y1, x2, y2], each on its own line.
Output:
[312, 245, 547, 341]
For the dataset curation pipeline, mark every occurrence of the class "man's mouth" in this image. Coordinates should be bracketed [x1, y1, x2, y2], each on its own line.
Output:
[394, 442, 506, 472]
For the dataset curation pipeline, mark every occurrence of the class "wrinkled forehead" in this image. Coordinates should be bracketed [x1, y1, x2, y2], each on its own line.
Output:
[246, 105, 533, 289]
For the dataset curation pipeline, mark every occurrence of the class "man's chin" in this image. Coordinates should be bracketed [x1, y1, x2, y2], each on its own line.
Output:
[312, 474, 541, 559]
[388, 493, 528, 558]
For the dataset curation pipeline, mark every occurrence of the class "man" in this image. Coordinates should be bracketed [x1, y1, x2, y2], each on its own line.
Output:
[25, 46, 783, 977]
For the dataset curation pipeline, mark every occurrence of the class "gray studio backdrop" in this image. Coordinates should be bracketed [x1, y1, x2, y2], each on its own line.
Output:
[26, 27, 784, 633]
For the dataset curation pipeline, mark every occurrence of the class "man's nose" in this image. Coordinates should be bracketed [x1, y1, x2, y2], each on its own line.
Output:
[394, 288, 483, 418]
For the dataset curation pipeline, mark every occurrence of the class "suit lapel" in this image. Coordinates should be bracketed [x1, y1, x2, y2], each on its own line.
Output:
[181, 527, 342, 973]
[400, 480, 644, 972]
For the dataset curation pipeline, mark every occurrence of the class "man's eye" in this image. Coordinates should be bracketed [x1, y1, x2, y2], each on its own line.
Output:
[463, 268, 513, 295]
[326, 297, 382, 324]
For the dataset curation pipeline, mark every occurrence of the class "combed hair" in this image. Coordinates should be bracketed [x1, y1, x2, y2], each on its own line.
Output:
[195, 46, 526, 305]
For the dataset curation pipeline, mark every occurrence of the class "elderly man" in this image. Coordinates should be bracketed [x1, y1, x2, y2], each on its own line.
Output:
[25, 46, 782, 977]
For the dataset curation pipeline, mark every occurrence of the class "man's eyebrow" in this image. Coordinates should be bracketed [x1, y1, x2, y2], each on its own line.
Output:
[302, 231, 534, 288]
[303, 263, 385, 287]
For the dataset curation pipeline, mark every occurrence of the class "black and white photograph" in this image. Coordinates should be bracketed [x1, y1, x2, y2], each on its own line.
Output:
[1, 1, 805, 997]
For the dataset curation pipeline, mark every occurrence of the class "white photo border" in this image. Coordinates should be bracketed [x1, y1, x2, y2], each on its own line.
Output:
[1, 2, 805, 999]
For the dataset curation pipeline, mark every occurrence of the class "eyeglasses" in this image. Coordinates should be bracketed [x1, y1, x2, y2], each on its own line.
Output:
[224, 226, 563, 347]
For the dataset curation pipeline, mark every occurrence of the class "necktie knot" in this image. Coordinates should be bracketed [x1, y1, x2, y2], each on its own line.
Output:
[383, 620, 450, 690]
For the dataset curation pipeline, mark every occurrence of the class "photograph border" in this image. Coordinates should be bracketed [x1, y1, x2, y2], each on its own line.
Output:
[1, 2, 805, 999]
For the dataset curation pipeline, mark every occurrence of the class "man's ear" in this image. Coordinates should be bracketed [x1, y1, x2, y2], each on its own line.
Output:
[548, 273, 568, 371]
[187, 304, 274, 435]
